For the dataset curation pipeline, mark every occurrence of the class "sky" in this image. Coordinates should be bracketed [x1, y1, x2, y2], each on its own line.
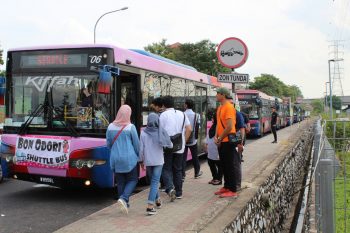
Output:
[1, 0, 350, 99]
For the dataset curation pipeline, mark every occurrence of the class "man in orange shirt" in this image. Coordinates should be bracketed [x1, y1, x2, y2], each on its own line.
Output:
[214, 87, 239, 198]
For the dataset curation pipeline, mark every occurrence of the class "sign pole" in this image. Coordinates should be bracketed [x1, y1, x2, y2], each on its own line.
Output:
[231, 68, 236, 100]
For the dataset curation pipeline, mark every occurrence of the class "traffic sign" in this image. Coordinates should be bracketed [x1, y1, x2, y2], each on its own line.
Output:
[217, 73, 249, 83]
[217, 37, 248, 69]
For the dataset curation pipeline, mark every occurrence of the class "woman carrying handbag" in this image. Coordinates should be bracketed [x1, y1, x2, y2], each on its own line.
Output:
[106, 105, 140, 215]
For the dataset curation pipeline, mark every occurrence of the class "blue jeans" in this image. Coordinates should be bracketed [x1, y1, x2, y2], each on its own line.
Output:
[115, 165, 138, 206]
[146, 165, 163, 205]
[163, 152, 183, 197]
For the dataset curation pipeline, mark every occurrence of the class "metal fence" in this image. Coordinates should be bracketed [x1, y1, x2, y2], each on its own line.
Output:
[314, 119, 350, 233]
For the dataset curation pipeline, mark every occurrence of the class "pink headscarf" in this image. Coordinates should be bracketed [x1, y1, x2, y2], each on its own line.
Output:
[113, 105, 132, 126]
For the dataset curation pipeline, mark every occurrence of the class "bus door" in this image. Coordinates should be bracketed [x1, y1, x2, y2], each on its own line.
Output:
[116, 72, 141, 131]
[195, 86, 207, 153]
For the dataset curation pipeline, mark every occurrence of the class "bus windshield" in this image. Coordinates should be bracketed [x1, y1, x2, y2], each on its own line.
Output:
[239, 100, 259, 120]
[6, 74, 111, 133]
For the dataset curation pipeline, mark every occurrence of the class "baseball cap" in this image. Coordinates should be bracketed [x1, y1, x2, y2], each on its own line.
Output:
[216, 87, 231, 98]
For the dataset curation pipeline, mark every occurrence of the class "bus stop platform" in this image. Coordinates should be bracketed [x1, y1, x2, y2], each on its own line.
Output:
[54, 121, 309, 233]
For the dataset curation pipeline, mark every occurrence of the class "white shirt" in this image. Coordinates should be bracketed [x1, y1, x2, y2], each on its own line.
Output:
[184, 109, 201, 146]
[159, 108, 190, 154]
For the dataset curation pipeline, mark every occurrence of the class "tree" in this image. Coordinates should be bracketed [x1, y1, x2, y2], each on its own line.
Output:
[311, 99, 324, 114]
[249, 74, 303, 101]
[0, 45, 3, 66]
[0, 44, 4, 77]
[249, 74, 285, 97]
[144, 39, 230, 75]
[326, 95, 342, 110]
[144, 39, 175, 59]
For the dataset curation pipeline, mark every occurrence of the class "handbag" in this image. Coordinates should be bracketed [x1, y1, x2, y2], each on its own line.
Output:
[164, 111, 186, 153]
[218, 108, 242, 146]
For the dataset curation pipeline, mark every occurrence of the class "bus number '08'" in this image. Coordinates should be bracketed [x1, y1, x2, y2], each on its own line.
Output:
[89, 55, 102, 64]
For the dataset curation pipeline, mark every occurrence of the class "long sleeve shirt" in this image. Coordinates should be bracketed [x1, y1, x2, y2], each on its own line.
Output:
[139, 131, 164, 166]
[106, 123, 140, 173]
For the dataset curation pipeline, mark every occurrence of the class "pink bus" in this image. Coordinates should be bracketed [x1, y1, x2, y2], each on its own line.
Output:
[237, 89, 275, 137]
[0, 44, 227, 188]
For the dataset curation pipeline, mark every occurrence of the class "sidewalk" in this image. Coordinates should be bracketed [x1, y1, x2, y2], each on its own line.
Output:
[55, 120, 311, 233]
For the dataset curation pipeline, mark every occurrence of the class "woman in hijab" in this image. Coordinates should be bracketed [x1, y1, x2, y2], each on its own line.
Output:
[106, 105, 140, 215]
[139, 113, 172, 215]
[204, 110, 222, 185]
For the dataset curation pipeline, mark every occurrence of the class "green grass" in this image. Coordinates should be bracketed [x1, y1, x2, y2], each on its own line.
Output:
[335, 153, 350, 233]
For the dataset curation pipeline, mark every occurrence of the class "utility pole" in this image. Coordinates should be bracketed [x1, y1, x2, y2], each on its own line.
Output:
[328, 40, 344, 97]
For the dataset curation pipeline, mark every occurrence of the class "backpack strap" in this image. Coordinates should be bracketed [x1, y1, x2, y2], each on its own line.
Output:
[181, 112, 186, 130]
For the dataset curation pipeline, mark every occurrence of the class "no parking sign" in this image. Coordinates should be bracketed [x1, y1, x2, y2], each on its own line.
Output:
[216, 37, 248, 69]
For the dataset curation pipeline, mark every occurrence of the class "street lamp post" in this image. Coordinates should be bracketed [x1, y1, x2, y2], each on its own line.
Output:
[328, 59, 344, 120]
[325, 81, 329, 110]
[94, 7, 128, 44]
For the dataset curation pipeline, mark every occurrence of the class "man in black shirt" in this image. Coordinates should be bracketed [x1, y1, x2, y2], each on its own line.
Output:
[271, 106, 278, 143]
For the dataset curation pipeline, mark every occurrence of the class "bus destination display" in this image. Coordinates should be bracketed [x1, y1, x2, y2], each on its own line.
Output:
[20, 54, 88, 68]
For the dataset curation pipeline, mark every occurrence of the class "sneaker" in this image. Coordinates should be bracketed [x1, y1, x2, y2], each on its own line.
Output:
[168, 189, 176, 202]
[146, 207, 157, 215]
[212, 180, 222, 185]
[214, 187, 230, 195]
[159, 184, 166, 192]
[219, 191, 238, 198]
[176, 195, 183, 199]
[194, 171, 203, 179]
[117, 198, 129, 215]
[155, 199, 162, 209]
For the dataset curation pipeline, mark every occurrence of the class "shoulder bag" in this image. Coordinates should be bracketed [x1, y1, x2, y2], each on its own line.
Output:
[164, 111, 186, 153]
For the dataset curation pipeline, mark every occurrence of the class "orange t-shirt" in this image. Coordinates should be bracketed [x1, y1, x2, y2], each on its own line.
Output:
[216, 102, 236, 142]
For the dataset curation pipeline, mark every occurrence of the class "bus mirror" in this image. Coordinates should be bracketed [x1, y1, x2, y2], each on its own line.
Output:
[97, 71, 112, 94]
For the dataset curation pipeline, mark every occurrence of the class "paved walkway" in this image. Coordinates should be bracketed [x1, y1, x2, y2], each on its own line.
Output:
[55, 120, 311, 233]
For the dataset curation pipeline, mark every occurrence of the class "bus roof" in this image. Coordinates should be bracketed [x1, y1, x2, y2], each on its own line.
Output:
[129, 49, 197, 71]
[236, 89, 275, 101]
[8, 44, 228, 88]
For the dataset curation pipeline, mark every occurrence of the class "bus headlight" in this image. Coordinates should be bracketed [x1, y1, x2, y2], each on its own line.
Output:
[70, 159, 106, 169]
[5, 155, 12, 162]
[86, 160, 95, 168]
[76, 160, 84, 169]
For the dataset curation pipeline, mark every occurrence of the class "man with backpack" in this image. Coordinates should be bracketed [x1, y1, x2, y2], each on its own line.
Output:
[182, 99, 202, 180]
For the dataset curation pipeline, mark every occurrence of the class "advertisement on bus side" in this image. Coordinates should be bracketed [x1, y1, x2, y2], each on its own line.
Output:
[15, 136, 70, 169]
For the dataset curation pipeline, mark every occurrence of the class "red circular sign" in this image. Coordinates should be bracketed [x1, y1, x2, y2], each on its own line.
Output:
[216, 37, 248, 69]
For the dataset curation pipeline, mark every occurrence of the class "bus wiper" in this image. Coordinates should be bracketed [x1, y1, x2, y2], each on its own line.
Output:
[18, 103, 44, 135]
[51, 106, 79, 137]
